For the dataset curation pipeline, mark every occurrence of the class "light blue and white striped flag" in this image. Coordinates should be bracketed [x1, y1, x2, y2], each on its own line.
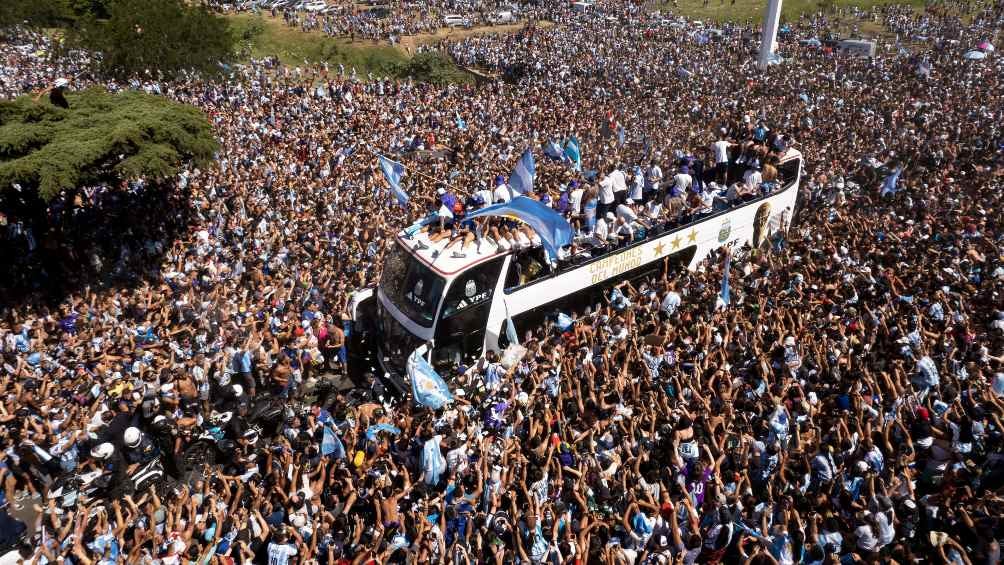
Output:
[505, 303, 519, 346]
[321, 425, 346, 459]
[543, 139, 564, 160]
[564, 137, 581, 171]
[719, 251, 732, 308]
[508, 148, 536, 196]
[408, 347, 452, 409]
[378, 154, 409, 206]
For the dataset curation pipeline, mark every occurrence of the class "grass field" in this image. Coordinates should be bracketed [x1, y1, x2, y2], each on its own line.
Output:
[227, 14, 474, 83]
[647, 0, 927, 24]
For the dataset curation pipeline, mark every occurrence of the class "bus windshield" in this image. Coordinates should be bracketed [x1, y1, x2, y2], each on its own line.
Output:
[380, 241, 446, 327]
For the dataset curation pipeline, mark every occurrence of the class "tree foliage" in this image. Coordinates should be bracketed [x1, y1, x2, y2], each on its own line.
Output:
[0, 0, 74, 29]
[73, 0, 235, 80]
[0, 88, 217, 201]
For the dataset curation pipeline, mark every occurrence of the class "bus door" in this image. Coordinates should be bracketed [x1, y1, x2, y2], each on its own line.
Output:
[432, 257, 505, 369]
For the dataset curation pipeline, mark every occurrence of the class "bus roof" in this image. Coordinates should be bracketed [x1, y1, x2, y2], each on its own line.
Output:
[395, 229, 504, 277]
[396, 147, 803, 279]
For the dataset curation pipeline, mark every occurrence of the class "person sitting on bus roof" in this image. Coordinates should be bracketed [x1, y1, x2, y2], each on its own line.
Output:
[744, 163, 764, 192]
[437, 186, 458, 211]
[591, 213, 612, 251]
[616, 199, 650, 229]
[613, 215, 634, 246]
[440, 228, 477, 258]
[492, 175, 512, 203]
[473, 181, 493, 209]
[663, 190, 687, 227]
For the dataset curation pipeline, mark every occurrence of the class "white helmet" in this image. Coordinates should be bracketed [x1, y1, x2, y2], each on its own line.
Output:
[53, 77, 70, 88]
[210, 410, 232, 425]
[231, 384, 244, 398]
[123, 427, 142, 448]
[90, 442, 115, 460]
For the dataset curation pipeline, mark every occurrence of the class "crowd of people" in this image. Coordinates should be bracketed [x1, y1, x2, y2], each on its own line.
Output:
[260, 0, 554, 43]
[2, 0, 1004, 562]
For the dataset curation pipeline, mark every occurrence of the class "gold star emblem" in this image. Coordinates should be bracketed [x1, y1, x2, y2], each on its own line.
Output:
[653, 242, 665, 257]
[671, 234, 682, 249]
[687, 229, 698, 243]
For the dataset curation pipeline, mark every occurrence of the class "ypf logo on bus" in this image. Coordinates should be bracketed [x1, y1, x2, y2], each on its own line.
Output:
[588, 247, 643, 284]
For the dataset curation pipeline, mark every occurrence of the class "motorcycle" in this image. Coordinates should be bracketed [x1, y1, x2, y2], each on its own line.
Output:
[47, 458, 177, 508]
[180, 412, 262, 472]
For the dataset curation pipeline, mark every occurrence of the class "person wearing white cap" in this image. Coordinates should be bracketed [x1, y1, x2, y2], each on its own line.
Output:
[33, 77, 71, 108]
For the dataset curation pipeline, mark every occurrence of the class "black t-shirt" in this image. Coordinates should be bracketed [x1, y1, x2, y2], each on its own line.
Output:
[102, 413, 133, 450]
[911, 419, 933, 441]
[49, 88, 69, 108]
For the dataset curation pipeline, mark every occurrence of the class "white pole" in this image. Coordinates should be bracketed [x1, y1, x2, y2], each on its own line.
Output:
[758, 0, 783, 69]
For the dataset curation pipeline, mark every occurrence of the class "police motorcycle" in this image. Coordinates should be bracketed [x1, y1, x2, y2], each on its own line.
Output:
[179, 385, 266, 471]
[47, 438, 178, 509]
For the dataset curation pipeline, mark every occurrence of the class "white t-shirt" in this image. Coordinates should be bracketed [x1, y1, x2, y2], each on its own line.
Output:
[593, 218, 609, 244]
[744, 170, 762, 189]
[646, 165, 663, 188]
[630, 173, 644, 200]
[267, 542, 298, 565]
[475, 188, 494, 207]
[712, 140, 731, 164]
[875, 511, 895, 547]
[609, 169, 628, 194]
[493, 184, 512, 203]
[661, 291, 681, 315]
[599, 177, 615, 204]
[854, 525, 878, 552]
[673, 173, 692, 193]
[615, 204, 638, 223]
[570, 188, 584, 214]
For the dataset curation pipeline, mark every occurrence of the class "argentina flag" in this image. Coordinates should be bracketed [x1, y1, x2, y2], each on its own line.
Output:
[564, 137, 582, 171]
[320, 425, 346, 459]
[508, 149, 536, 196]
[378, 155, 409, 205]
[718, 251, 732, 309]
[504, 303, 519, 345]
[408, 347, 452, 409]
[543, 139, 563, 160]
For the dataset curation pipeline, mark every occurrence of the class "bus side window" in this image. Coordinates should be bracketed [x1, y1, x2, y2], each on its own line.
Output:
[505, 248, 551, 291]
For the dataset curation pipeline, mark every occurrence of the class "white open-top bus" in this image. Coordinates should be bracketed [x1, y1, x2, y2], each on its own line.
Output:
[350, 149, 803, 390]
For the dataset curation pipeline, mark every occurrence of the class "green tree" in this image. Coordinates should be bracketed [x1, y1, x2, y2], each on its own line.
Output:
[0, 0, 72, 29]
[0, 88, 217, 201]
[65, 0, 112, 19]
[73, 0, 235, 80]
